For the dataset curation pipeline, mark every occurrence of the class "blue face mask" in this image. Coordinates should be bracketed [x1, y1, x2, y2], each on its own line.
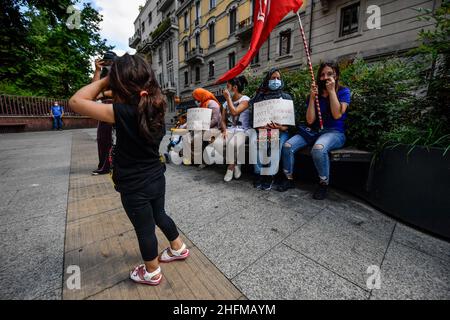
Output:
[268, 79, 282, 91]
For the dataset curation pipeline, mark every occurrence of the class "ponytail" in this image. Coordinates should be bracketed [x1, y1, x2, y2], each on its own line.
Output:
[109, 53, 166, 145]
[228, 75, 248, 93]
[137, 85, 166, 144]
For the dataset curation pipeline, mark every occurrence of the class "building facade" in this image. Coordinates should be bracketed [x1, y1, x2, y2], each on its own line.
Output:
[130, 0, 439, 116]
[129, 0, 180, 124]
[174, 0, 438, 105]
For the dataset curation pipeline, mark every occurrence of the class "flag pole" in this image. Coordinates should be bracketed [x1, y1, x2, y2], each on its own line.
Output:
[296, 11, 323, 130]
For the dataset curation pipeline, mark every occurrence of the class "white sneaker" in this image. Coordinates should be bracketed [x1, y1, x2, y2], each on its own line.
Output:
[234, 165, 242, 179]
[224, 169, 233, 182]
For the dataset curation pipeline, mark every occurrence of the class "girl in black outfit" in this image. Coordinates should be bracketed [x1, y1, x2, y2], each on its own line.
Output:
[69, 54, 189, 286]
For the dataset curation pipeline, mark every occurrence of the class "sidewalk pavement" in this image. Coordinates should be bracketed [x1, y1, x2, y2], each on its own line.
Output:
[0, 128, 449, 300]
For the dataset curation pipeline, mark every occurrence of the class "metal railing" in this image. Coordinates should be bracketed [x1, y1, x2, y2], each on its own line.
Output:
[238, 16, 253, 30]
[0, 95, 80, 117]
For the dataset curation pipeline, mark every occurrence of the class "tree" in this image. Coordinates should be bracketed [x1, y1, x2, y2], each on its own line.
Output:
[0, 0, 112, 98]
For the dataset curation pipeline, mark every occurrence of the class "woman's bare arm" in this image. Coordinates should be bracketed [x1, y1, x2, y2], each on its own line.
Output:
[69, 77, 114, 123]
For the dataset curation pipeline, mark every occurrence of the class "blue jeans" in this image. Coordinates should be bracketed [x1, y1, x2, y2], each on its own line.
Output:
[53, 116, 63, 129]
[281, 129, 346, 183]
[250, 130, 289, 176]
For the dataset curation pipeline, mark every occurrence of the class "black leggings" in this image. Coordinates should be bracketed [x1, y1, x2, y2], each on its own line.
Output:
[120, 176, 179, 261]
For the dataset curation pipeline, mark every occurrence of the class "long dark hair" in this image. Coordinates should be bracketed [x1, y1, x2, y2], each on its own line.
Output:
[227, 75, 248, 93]
[316, 61, 342, 94]
[109, 53, 166, 144]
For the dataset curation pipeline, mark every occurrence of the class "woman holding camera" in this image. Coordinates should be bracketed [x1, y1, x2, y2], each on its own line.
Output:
[276, 62, 351, 200]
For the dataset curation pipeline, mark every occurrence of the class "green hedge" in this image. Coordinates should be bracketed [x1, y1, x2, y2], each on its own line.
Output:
[242, 57, 449, 154]
[242, 3, 449, 154]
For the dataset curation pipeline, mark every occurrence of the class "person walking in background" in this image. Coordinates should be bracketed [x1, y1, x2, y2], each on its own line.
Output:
[69, 53, 189, 286]
[51, 101, 64, 130]
[91, 51, 117, 175]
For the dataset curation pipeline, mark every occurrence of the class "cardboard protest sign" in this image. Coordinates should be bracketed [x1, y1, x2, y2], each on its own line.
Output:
[253, 99, 295, 128]
[187, 108, 212, 130]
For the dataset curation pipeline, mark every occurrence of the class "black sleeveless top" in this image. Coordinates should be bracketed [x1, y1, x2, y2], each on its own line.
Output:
[112, 103, 164, 193]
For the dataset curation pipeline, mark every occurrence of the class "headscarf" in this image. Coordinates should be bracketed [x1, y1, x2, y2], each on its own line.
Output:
[252, 68, 289, 104]
[192, 88, 221, 109]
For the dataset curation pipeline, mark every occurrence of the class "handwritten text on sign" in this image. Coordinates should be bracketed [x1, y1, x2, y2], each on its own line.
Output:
[253, 99, 296, 128]
[187, 108, 212, 130]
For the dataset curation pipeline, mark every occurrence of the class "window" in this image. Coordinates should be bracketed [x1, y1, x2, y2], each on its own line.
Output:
[168, 67, 174, 86]
[141, 21, 145, 32]
[195, 66, 200, 82]
[184, 11, 189, 30]
[210, 0, 216, 9]
[195, 1, 200, 26]
[148, 11, 152, 25]
[279, 30, 291, 56]
[184, 71, 189, 86]
[184, 40, 188, 59]
[340, 2, 360, 37]
[228, 52, 236, 69]
[158, 73, 163, 86]
[267, 36, 271, 60]
[209, 23, 215, 46]
[229, 8, 237, 34]
[158, 47, 163, 64]
[166, 41, 173, 61]
[195, 32, 200, 49]
[208, 61, 215, 78]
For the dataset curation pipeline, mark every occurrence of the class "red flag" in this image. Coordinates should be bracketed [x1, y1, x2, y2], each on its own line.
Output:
[215, 0, 303, 84]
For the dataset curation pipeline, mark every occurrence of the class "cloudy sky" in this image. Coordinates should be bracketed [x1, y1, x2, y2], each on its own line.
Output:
[78, 0, 146, 56]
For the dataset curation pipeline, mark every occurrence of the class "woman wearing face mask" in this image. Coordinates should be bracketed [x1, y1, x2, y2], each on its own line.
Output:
[249, 68, 292, 190]
[276, 61, 351, 200]
[210, 76, 251, 181]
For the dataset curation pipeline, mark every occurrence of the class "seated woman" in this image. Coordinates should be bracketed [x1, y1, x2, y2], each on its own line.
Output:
[276, 61, 351, 200]
[204, 76, 250, 181]
[222, 76, 251, 181]
[189, 88, 223, 166]
[249, 68, 292, 190]
[192, 88, 222, 129]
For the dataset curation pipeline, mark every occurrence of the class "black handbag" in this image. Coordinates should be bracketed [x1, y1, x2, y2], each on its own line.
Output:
[297, 125, 319, 144]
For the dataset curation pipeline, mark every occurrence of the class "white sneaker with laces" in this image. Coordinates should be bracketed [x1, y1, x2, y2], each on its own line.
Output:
[233, 165, 242, 179]
[224, 169, 233, 182]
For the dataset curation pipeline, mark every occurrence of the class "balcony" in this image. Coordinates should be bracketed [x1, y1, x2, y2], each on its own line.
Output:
[185, 47, 204, 64]
[128, 31, 141, 48]
[235, 16, 253, 40]
[139, 38, 153, 53]
[157, 0, 174, 12]
[150, 16, 179, 49]
[161, 81, 177, 94]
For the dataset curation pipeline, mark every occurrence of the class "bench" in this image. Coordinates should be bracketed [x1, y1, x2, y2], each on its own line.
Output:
[0, 122, 27, 133]
[298, 147, 373, 163]
[171, 129, 373, 162]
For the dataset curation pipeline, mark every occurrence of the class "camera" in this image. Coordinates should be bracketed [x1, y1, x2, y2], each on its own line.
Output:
[100, 51, 117, 79]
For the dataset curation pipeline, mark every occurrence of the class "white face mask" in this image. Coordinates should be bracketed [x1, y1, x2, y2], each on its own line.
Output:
[195, 101, 201, 107]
